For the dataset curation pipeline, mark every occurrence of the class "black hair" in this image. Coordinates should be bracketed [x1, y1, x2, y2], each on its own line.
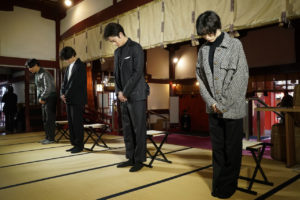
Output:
[103, 23, 126, 39]
[196, 11, 221, 36]
[25, 59, 40, 68]
[59, 46, 76, 60]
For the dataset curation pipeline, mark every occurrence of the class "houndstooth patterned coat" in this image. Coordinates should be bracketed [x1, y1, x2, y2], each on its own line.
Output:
[196, 32, 249, 119]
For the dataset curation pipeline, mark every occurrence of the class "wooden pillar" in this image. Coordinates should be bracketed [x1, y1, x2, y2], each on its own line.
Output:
[285, 112, 296, 167]
[168, 46, 176, 96]
[55, 19, 62, 119]
[24, 69, 31, 132]
[86, 63, 95, 109]
[294, 19, 300, 63]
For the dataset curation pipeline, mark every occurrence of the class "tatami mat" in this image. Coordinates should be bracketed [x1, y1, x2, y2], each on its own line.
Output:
[0, 132, 299, 200]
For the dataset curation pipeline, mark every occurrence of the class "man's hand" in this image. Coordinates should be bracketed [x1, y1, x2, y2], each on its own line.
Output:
[212, 103, 222, 114]
[39, 99, 46, 104]
[61, 94, 66, 104]
[118, 92, 127, 102]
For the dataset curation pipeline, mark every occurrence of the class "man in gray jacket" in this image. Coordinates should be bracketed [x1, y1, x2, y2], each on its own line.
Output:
[26, 59, 57, 144]
[196, 11, 249, 198]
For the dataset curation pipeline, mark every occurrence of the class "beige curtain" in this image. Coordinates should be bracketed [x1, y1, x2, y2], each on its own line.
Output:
[288, 0, 300, 18]
[195, 0, 233, 31]
[74, 31, 88, 62]
[87, 25, 101, 61]
[234, 0, 283, 29]
[140, 1, 164, 48]
[164, 0, 196, 43]
[60, 0, 300, 60]
[119, 10, 140, 44]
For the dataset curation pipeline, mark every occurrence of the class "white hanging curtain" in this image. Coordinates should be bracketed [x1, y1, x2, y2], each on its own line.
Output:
[164, 0, 196, 43]
[119, 10, 140, 44]
[288, 0, 300, 18]
[234, 0, 283, 29]
[60, 0, 300, 59]
[86, 25, 101, 61]
[140, 1, 165, 48]
[74, 31, 88, 62]
[195, 0, 234, 32]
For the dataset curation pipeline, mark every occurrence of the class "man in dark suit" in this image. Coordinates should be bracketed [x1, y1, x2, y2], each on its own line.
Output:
[104, 23, 149, 172]
[60, 47, 87, 153]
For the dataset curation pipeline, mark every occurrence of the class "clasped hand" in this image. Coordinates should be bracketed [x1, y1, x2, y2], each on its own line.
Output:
[118, 92, 127, 102]
[39, 99, 46, 104]
[61, 94, 67, 104]
[212, 103, 222, 114]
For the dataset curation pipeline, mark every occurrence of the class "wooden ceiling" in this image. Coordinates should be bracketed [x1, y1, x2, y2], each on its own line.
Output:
[0, 0, 83, 21]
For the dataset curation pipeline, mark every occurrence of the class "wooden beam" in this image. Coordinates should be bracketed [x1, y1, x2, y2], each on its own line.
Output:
[0, 56, 57, 68]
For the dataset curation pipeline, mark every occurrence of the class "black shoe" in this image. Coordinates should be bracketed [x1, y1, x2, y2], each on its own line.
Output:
[66, 147, 76, 152]
[117, 160, 134, 168]
[71, 148, 83, 153]
[129, 162, 143, 172]
[211, 190, 234, 199]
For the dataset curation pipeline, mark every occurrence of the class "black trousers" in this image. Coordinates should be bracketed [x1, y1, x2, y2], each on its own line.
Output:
[4, 112, 16, 132]
[209, 114, 243, 197]
[121, 100, 147, 163]
[42, 96, 57, 141]
[66, 104, 84, 149]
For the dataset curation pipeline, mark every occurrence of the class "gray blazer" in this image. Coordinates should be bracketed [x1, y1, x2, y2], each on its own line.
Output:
[196, 32, 249, 119]
[35, 68, 56, 101]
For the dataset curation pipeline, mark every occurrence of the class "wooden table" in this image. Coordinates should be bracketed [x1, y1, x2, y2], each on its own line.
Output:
[255, 107, 300, 167]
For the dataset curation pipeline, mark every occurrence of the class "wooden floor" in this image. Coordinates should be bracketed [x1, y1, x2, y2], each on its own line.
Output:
[0, 132, 299, 200]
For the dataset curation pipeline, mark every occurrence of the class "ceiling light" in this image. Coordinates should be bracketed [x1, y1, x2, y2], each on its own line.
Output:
[65, 0, 72, 7]
[173, 57, 179, 64]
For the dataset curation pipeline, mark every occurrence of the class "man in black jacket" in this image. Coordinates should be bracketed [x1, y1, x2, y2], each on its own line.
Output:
[104, 23, 149, 172]
[26, 59, 57, 144]
[60, 47, 87, 153]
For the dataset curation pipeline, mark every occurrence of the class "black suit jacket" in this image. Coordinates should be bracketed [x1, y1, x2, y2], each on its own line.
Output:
[61, 58, 87, 105]
[114, 38, 149, 102]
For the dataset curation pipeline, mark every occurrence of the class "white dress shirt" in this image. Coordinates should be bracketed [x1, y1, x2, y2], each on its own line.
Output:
[67, 60, 76, 81]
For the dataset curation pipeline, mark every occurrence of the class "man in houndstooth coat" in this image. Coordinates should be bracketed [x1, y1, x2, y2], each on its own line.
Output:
[195, 11, 249, 199]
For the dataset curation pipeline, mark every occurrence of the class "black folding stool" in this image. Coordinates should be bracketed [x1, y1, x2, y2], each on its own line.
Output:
[55, 120, 69, 142]
[83, 123, 109, 151]
[237, 140, 273, 195]
[145, 130, 172, 168]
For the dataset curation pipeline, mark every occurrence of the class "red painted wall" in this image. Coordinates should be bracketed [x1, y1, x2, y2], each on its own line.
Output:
[179, 95, 209, 132]
[252, 92, 279, 136]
